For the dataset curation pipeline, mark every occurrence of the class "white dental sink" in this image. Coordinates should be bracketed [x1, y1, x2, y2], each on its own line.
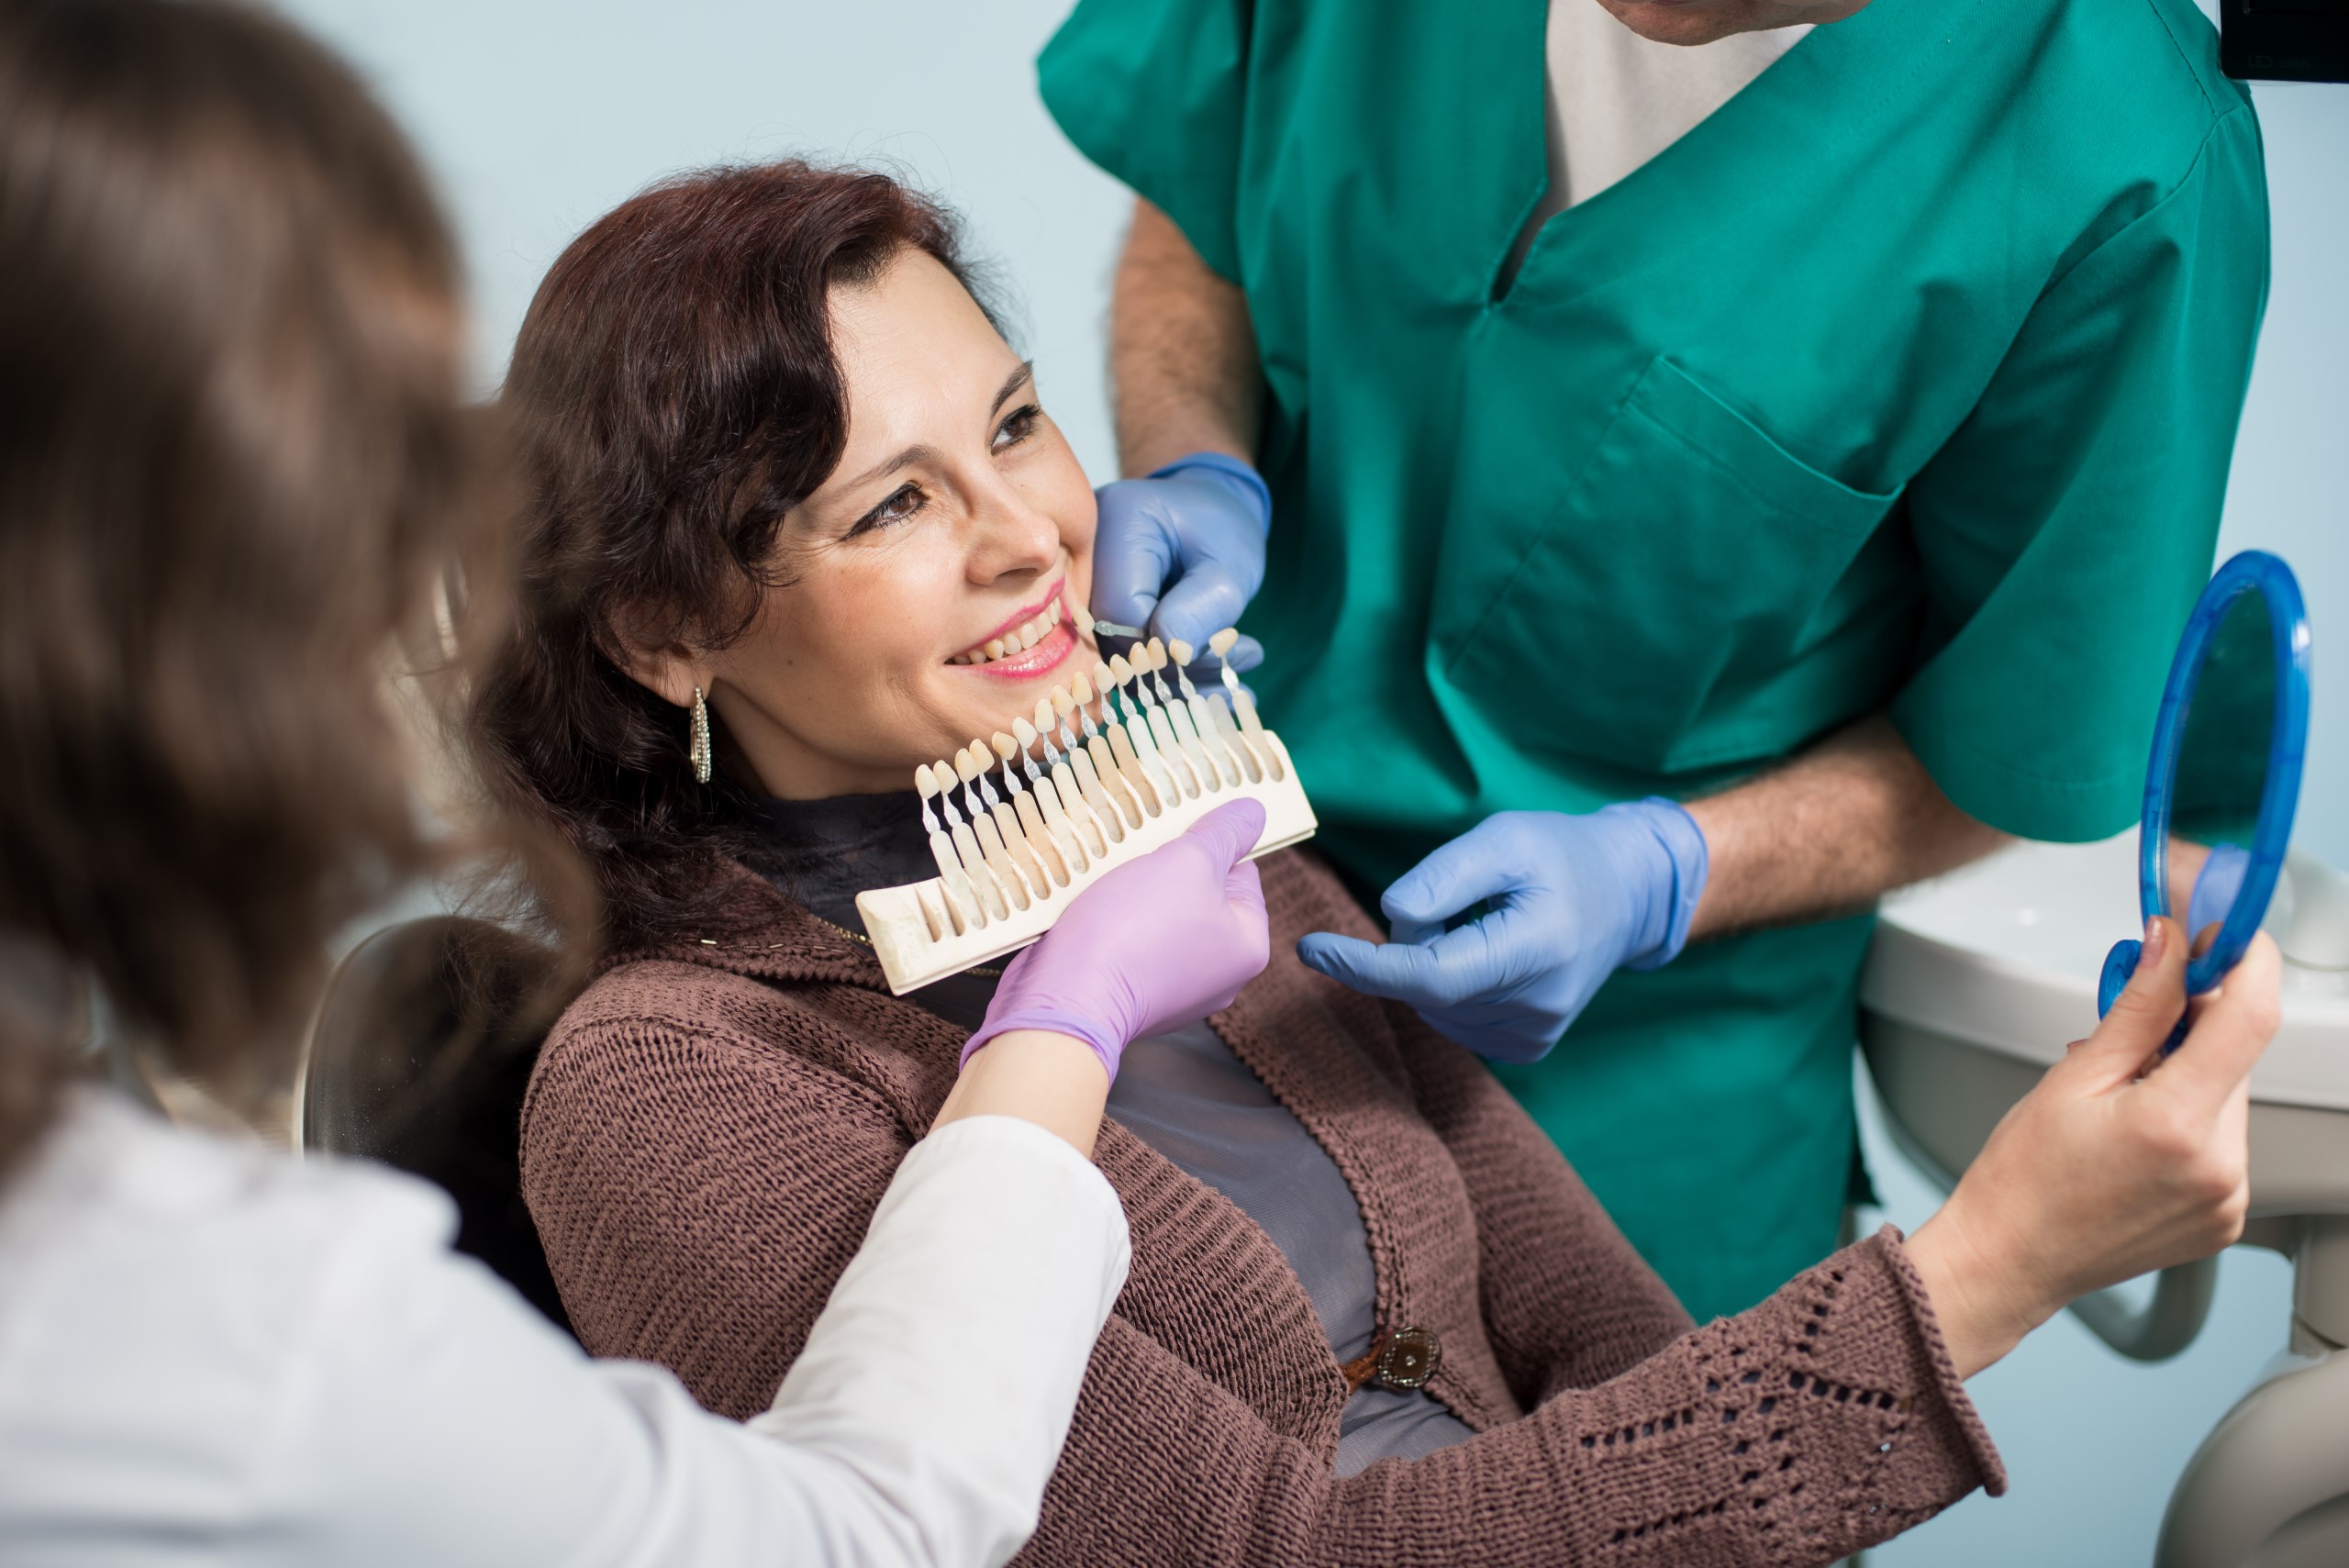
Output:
[1863, 834, 2349, 1117]
[1857, 834, 2349, 1567]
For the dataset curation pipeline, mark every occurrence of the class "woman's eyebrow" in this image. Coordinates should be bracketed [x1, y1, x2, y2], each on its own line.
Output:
[991, 361, 1036, 416]
[842, 443, 939, 493]
[835, 362, 1040, 495]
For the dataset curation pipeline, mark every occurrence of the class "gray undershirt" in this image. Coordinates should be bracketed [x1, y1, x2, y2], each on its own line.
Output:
[756, 793, 1476, 1475]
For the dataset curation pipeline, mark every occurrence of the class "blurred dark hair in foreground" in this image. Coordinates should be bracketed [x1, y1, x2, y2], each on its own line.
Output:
[0, 0, 540, 1171]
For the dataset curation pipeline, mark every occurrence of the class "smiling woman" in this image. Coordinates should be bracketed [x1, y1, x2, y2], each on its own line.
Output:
[648, 253, 1097, 797]
[473, 162, 1107, 946]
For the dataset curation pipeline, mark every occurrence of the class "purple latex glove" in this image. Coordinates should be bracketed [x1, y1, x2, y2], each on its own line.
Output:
[1090, 451, 1270, 674]
[961, 798, 1272, 1080]
[1295, 802, 1709, 1065]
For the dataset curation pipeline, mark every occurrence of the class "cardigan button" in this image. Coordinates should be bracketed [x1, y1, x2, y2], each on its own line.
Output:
[1377, 1325, 1442, 1390]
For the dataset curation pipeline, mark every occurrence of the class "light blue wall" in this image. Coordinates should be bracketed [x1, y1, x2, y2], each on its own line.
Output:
[280, 3, 2343, 1562]
[281, 0, 1131, 479]
[2207, 70, 2349, 872]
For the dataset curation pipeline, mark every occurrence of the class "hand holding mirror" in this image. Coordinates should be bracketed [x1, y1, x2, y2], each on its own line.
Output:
[2098, 550, 2312, 1047]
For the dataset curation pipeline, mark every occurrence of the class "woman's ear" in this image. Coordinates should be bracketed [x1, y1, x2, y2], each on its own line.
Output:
[607, 624, 716, 710]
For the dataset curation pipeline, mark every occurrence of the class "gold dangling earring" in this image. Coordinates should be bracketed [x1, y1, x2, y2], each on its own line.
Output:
[689, 686, 713, 784]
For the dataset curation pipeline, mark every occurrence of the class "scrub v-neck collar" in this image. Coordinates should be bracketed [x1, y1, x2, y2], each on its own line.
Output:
[1490, 0, 1842, 308]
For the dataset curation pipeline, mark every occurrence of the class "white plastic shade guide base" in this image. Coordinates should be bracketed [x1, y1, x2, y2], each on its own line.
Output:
[858, 731, 1315, 996]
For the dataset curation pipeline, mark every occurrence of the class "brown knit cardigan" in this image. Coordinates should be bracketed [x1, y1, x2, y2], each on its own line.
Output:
[521, 848, 2005, 1566]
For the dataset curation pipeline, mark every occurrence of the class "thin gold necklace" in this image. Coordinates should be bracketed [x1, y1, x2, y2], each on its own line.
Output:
[806, 912, 1003, 980]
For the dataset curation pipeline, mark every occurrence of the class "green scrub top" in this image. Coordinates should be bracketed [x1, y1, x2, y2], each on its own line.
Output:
[1041, 0, 2267, 1320]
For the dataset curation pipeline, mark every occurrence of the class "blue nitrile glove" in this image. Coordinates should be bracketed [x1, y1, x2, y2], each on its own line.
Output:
[1091, 451, 1270, 673]
[1296, 802, 1709, 1064]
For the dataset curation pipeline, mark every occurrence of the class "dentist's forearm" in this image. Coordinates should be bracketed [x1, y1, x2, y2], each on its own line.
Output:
[1684, 715, 2010, 940]
[933, 1029, 1111, 1157]
[1110, 197, 1261, 476]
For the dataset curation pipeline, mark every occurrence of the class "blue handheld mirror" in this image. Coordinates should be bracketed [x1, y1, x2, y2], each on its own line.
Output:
[2098, 550, 2312, 1044]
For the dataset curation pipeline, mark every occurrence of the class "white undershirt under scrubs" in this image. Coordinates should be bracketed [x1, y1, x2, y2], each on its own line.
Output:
[1503, 4, 1809, 280]
[0, 1089, 1129, 1568]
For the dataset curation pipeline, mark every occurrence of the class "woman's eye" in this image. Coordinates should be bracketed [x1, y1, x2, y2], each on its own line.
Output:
[852, 483, 926, 536]
[992, 405, 1041, 452]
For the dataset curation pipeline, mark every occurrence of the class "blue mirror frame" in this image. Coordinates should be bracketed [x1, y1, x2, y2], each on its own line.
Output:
[2099, 550, 2311, 1027]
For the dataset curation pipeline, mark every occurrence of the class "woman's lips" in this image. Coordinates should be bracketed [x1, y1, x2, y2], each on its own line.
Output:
[969, 618, 1080, 680]
[948, 581, 1073, 667]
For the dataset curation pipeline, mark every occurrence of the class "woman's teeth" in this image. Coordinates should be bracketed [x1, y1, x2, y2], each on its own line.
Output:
[950, 597, 1068, 665]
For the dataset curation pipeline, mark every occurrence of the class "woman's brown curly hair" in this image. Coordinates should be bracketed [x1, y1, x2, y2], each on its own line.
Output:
[469, 160, 996, 953]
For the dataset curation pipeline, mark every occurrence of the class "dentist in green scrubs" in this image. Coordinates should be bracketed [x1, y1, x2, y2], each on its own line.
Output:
[1042, 0, 2269, 1319]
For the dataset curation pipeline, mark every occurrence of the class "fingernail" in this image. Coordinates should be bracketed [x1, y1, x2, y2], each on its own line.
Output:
[2143, 917, 2167, 964]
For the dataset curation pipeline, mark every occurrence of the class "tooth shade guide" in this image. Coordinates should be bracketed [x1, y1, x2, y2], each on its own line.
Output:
[1122, 667, 1197, 801]
[855, 729, 1316, 996]
[1081, 689, 1148, 817]
[1053, 771, 1108, 859]
[975, 735, 1054, 889]
[1139, 644, 1224, 789]
[1016, 739, 1093, 871]
[1229, 686, 1281, 779]
[1143, 699, 1199, 800]
[1093, 659, 1163, 806]
[971, 747, 1005, 809]
[990, 732, 1025, 788]
[1099, 653, 1179, 802]
[1103, 720, 1163, 816]
[915, 884, 954, 941]
[1010, 791, 1069, 886]
[1048, 688, 1085, 752]
[989, 729, 1072, 884]
[970, 807, 1033, 910]
[1161, 646, 1243, 784]
[1166, 685, 1235, 789]
[1176, 662, 1246, 785]
[928, 762, 967, 827]
[1062, 672, 1140, 818]
[967, 740, 1050, 895]
[941, 799, 1007, 922]
[1023, 766, 1091, 877]
[1208, 694, 1265, 782]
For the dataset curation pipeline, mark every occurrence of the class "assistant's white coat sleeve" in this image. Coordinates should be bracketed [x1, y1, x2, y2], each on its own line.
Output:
[750, 1115, 1133, 1568]
[262, 1115, 1125, 1568]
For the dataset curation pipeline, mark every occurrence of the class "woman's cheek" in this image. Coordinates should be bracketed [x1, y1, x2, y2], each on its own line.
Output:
[1057, 475, 1100, 600]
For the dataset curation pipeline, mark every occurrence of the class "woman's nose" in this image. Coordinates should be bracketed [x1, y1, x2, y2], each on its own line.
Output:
[964, 473, 1063, 581]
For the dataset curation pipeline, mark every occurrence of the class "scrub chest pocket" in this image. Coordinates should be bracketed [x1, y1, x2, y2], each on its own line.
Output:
[1437, 356, 1908, 777]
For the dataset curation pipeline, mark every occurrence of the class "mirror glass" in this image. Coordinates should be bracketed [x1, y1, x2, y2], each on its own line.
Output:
[2165, 585, 2276, 958]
